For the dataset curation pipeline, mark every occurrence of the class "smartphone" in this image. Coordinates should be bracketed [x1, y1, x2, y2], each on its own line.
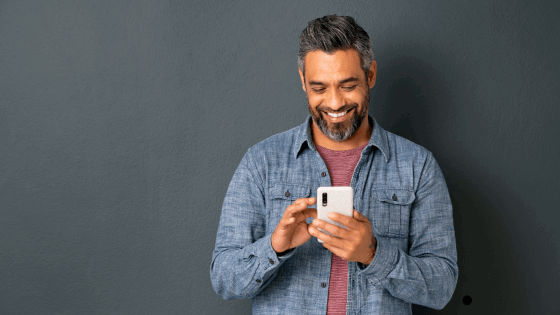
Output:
[316, 186, 353, 243]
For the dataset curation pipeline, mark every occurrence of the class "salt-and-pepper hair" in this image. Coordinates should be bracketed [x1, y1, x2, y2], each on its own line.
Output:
[298, 15, 374, 81]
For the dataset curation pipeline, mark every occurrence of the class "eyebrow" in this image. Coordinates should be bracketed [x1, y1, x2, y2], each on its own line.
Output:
[309, 77, 360, 86]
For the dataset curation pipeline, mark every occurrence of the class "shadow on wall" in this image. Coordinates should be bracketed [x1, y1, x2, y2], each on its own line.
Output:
[369, 47, 547, 313]
[370, 49, 461, 313]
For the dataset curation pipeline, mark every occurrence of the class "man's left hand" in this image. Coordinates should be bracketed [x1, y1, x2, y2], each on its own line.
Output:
[308, 209, 377, 266]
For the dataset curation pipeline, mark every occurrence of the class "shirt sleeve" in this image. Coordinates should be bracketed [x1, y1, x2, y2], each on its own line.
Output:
[210, 148, 295, 300]
[356, 152, 459, 310]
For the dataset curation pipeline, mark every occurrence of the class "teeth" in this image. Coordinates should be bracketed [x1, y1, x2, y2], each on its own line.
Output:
[327, 111, 347, 118]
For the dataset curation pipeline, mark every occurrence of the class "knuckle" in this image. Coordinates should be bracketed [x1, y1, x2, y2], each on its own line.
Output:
[353, 231, 362, 239]
[333, 226, 342, 236]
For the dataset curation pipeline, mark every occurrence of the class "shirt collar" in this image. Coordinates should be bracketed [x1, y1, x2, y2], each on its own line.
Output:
[293, 115, 390, 163]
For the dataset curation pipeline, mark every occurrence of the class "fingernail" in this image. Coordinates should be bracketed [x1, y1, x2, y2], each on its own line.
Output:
[327, 213, 334, 219]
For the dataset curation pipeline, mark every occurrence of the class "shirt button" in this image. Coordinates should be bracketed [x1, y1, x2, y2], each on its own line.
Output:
[269, 259, 275, 265]
[256, 279, 262, 283]
[321, 282, 327, 288]
[321, 172, 327, 177]
[392, 195, 398, 201]
[285, 191, 291, 197]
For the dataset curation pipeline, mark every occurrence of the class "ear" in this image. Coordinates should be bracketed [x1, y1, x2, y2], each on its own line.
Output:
[367, 60, 377, 89]
[298, 67, 306, 92]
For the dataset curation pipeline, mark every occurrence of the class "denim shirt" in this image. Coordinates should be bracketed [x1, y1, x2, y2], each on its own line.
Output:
[211, 115, 458, 314]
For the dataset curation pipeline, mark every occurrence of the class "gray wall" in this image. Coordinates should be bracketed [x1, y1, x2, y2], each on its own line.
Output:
[1, 0, 559, 314]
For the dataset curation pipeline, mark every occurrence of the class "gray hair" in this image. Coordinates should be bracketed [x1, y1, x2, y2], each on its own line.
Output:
[298, 15, 374, 81]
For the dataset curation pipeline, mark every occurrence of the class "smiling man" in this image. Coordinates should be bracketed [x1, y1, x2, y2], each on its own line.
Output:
[303, 48, 373, 149]
[211, 15, 458, 314]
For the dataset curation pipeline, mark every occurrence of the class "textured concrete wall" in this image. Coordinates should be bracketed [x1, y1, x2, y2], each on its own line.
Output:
[1, 0, 559, 314]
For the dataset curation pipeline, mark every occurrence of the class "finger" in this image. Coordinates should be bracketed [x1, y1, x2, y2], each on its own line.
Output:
[281, 205, 316, 230]
[289, 211, 312, 229]
[277, 215, 297, 230]
[294, 197, 316, 206]
[321, 242, 348, 260]
[327, 212, 359, 230]
[308, 226, 346, 248]
[284, 198, 314, 218]
[311, 219, 349, 239]
[352, 209, 370, 223]
[301, 208, 317, 219]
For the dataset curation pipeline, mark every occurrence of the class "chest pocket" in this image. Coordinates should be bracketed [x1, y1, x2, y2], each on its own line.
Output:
[268, 184, 312, 229]
[372, 188, 415, 237]
[270, 184, 311, 201]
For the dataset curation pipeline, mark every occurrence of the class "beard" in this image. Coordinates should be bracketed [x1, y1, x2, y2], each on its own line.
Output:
[308, 89, 369, 142]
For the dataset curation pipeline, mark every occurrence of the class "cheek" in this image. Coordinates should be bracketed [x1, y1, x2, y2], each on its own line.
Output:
[307, 97, 323, 110]
[347, 91, 366, 104]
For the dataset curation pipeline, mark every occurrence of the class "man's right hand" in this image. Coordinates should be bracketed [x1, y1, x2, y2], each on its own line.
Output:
[271, 197, 317, 254]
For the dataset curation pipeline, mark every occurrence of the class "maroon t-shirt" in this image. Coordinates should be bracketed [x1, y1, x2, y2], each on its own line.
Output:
[316, 142, 368, 315]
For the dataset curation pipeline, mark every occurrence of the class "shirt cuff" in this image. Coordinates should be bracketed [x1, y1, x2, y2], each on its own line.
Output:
[355, 236, 399, 285]
[252, 234, 295, 278]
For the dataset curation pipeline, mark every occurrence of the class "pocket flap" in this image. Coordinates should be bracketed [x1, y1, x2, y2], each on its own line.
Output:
[374, 188, 415, 205]
[270, 184, 311, 201]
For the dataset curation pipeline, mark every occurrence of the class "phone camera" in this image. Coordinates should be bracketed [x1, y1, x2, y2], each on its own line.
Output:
[322, 192, 327, 206]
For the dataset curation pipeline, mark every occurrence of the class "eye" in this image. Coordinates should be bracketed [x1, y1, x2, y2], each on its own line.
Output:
[312, 88, 325, 93]
[342, 85, 357, 91]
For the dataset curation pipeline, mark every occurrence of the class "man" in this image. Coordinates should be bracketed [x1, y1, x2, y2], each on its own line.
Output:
[211, 15, 458, 314]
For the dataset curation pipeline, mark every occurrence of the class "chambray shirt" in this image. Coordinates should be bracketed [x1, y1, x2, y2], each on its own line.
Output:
[211, 115, 458, 314]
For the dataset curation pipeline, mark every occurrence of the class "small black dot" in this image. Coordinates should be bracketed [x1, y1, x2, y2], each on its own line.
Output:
[462, 295, 472, 305]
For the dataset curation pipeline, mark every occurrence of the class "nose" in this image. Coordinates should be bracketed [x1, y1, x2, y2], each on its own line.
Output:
[325, 88, 345, 111]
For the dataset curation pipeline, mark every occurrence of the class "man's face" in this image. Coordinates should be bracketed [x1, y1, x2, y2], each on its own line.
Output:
[299, 49, 375, 142]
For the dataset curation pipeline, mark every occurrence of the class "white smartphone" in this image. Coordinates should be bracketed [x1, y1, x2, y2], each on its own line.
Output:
[316, 186, 353, 243]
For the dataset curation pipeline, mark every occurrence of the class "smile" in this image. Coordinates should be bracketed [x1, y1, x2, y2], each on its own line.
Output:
[326, 110, 348, 118]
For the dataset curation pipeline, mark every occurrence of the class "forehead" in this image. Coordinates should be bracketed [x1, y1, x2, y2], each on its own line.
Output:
[304, 49, 363, 80]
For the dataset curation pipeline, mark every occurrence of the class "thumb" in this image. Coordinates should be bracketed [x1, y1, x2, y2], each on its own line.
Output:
[353, 209, 368, 222]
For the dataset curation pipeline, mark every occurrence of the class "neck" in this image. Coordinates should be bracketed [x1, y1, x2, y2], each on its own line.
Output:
[312, 116, 372, 151]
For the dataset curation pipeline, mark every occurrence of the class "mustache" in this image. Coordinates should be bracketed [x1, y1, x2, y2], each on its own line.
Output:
[316, 104, 357, 114]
